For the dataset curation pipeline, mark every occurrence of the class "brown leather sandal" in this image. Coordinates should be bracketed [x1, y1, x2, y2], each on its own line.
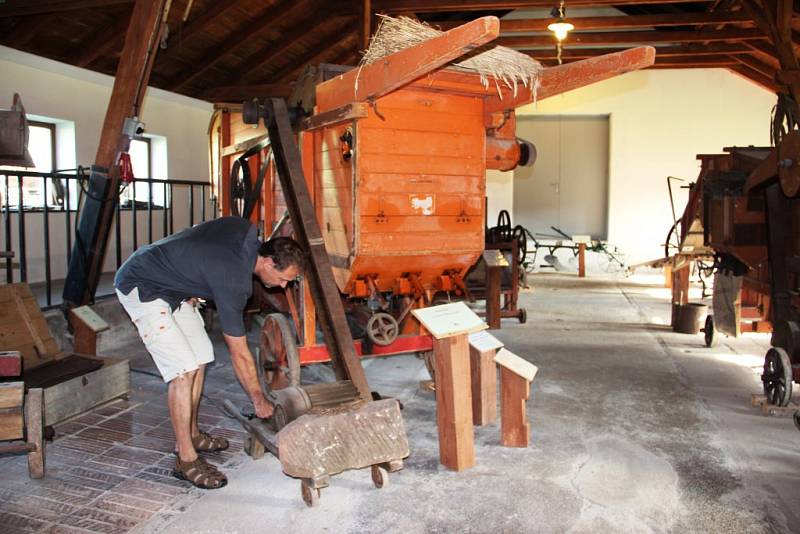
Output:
[172, 457, 228, 489]
[192, 431, 230, 452]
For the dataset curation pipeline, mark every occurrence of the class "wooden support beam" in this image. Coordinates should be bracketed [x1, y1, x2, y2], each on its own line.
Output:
[72, 0, 167, 307]
[167, 0, 300, 91]
[0, 0, 132, 17]
[485, 265, 501, 330]
[497, 28, 765, 48]
[469, 344, 497, 426]
[6, 13, 56, 46]
[359, 0, 372, 50]
[433, 334, 475, 471]
[734, 53, 780, 78]
[437, 11, 755, 32]
[374, 0, 714, 12]
[578, 243, 586, 278]
[654, 55, 740, 66]
[729, 64, 780, 91]
[25, 388, 45, 479]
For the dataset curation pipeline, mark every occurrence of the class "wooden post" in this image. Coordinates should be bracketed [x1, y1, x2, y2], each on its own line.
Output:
[69, 306, 110, 356]
[664, 263, 672, 288]
[671, 262, 690, 326]
[577, 243, 586, 278]
[485, 265, 502, 329]
[25, 388, 45, 479]
[500, 367, 530, 447]
[494, 348, 537, 449]
[469, 345, 497, 426]
[0, 382, 24, 441]
[433, 335, 475, 471]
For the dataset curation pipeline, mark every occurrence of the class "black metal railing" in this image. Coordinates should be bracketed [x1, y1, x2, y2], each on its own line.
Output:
[1, 169, 217, 308]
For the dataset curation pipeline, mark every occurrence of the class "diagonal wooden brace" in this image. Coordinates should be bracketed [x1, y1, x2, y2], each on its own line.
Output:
[263, 98, 371, 401]
[316, 16, 501, 110]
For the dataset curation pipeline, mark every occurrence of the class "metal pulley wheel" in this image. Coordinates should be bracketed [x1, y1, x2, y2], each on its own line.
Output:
[762, 347, 793, 407]
[257, 313, 301, 394]
[512, 225, 527, 265]
[703, 315, 717, 348]
[229, 158, 252, 217]
[366, 312, 399, 346]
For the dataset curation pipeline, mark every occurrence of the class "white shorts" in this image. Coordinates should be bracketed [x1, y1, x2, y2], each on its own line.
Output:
[116, 287, 214, 383]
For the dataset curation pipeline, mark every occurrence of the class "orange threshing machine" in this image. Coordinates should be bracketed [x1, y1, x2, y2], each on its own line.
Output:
[212, 17, 655, 389]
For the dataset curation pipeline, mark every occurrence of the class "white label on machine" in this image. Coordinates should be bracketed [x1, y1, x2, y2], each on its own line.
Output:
[410, 194, 435, 215]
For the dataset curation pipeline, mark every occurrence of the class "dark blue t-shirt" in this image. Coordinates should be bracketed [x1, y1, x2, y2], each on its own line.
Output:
[115, 217, 260, 337]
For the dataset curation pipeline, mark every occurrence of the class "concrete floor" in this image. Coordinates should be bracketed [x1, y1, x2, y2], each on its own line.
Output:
[2, 272, 799, 533]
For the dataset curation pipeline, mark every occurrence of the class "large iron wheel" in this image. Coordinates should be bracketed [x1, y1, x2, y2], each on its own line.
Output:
[762, 347, 793, 407]
[512, 225, 528, 265]
[257, 313, 300, 394]
[229, 158, 251, 217]
[366, 313, 399, 346]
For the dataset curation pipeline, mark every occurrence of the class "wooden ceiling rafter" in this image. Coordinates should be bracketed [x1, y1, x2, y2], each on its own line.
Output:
[166, 0, 303, 91]
[730, 63, 780, 91]
[733, 52, 780, 77]
[526, 42, 754, 60]
[74, 6, 134, 67]
[497, 28, 766, 47]
[373, 0, 715, 12]
[163, 0, 241, 50]
[436, 11, 755, 31]
[0, 0, 133, 18]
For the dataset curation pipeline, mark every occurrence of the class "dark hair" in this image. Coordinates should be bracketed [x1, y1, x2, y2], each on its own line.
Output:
[258, 237, 305, 271]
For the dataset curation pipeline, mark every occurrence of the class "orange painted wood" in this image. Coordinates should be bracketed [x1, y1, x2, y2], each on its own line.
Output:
[485, 46, 656, 113]
[500, 366, 530, 448]
[433, 334, 475, 471]
[578, 243, 586, 278]
[469, 345, 497, 426]
[315, 16, 500, 111]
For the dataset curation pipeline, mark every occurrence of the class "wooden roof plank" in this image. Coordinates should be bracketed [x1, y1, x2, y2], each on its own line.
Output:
[167, 0, 240, 46]
[437, 11, 755, 32]
[729, 63, 779, 91]
[270, 26, 358, 82]
[0, 0, 133, 18]
[497, 28, 765, 47]
[373, 0, 714, 12]
[526, 42, 753, 60]
[75, 9, 132, 67]
[167, 0, 302, 91]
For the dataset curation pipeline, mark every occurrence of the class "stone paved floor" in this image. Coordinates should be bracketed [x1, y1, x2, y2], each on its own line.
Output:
[0, 368, 250, 534]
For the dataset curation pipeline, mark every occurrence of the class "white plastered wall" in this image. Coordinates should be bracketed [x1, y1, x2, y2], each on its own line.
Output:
[489, 67, 775, 265]
[0, 46, 214, 286]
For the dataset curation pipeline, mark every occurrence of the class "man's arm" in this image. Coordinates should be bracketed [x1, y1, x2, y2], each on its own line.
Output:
[223, 334, 274, 419]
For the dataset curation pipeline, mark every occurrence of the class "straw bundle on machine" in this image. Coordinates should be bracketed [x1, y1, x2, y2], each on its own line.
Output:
[360, 15, 543, 99]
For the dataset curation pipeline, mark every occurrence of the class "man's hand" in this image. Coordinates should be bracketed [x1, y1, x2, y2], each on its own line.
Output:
[253, 395, 275, 419]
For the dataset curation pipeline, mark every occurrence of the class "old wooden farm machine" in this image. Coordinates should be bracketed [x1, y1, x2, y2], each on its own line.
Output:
[670, 137, 800, 407]
[211, 17, 655, 405]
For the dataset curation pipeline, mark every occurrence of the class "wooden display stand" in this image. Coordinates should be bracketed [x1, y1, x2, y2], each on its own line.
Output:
[1, 284, 130, 426]
[494, 348, 538, 448]
[468, 330, 503, 426]
[413, 302, 487, 471]
[69, 306, 110, 355]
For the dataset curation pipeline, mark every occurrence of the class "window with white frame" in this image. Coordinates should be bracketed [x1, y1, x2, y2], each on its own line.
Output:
[120, 136, 167, 208]
[0, 120, 60, 209]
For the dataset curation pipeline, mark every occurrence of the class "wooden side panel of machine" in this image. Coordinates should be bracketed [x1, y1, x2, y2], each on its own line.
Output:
[314, 123, 355, 289]
[350, 88, 485, 293]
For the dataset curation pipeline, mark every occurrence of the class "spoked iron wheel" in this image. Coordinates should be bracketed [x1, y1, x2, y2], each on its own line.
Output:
[704, 315, 717, 348]
[229, 158, 251, 218]
[762, 347, 793, 407]
[257, 313, 300, 394]
[366, 313, 399, 346]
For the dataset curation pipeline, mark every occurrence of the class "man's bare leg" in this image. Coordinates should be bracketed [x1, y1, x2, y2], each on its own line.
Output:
[190, 364, 206, 438]
[168, 370, 198, 462]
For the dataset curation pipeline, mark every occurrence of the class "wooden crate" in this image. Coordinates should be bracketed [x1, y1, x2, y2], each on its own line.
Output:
[0, 283, 130, 426]
[0, 381, 24, 440]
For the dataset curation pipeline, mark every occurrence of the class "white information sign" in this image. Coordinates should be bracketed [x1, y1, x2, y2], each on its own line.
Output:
[411, 302, 487, 339]
[468, 330, 504, 353]
[494, 348, 538, 382]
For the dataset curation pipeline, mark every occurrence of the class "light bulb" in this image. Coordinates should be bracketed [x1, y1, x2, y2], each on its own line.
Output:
[547, 20, 574, 41]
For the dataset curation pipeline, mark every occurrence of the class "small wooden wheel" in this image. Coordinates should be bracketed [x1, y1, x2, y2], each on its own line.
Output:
[244, 434, 265, 460]
[366, 313, 399, 346]
[762, 347, 793, 407]
[704, 315, 717, 348]
[301, 480, 320, 507]
[371, 465, 389, 489]
[518, 308, 527, 324]
[257, 313, 300, 394]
